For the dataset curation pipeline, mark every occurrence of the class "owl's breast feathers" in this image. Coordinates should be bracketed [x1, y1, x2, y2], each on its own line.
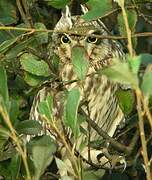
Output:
[60, 63, 124, 139]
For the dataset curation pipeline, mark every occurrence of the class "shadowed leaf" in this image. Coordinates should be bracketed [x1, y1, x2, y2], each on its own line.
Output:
[16, 120, 43, 135]
[27, 135, 57, 180]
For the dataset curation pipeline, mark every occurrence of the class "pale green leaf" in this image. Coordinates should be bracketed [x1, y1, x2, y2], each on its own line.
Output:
[72, 47, 89, 80]
[38, 95, 53, 121]
[55, 157, 74, 176]
[65, 88, 80, 138]
[127, 55, 141, 74]
[23, 72, 46, 87]
[20, 53, 51, 77]
[99, 61, 138, 88]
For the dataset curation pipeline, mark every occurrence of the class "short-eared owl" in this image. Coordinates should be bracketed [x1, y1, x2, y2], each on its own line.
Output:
[30, 5, 126, 169]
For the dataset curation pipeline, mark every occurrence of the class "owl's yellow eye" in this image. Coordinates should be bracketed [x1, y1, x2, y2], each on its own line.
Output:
[61, 35, 70, 44]
[87, 36, 98, 43]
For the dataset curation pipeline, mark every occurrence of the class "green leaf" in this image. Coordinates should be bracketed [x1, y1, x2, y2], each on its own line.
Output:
[27, 135, 57, 180]
[55, 157, 74, 178]
[20, 53, 51, 77]
[9, 153, 21, 180]
[0, 144, 16, 162]
[23, 72, 46, 87]
[117, 9, 137, 35]
[83, 169, 105, 180]
[0, 126, 10, 139]
[38, 95, 53, 121]
[0, 0, 17, 25]
[128, 55, 141, 74]
[82, 0, 112, 21]
[141, 66, 152, 97]
[99, 60, 138, 88]
[65, 88, 80, 138]
[15, 120, 43, 135]
[0, 163, 11, 179]
[72, 47, 89, 80]
[45, 0, 70, 9]
[117, 9, 137, 48]
[0, 67, 9, 110]
[9, 99, 19, 124]
[116, 89, 134, 115]
[5, 37, 35, 60]
[34, 23, 48, 44]
[0, 37, 18, 54]
[140, 53, 152, 65]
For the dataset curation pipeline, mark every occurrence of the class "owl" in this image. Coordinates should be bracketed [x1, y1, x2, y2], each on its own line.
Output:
[30, 5, 126, 171]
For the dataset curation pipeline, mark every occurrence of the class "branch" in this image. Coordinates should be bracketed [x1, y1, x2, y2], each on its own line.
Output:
[79, 109, 132, 155]
[0, 26, 152, 40]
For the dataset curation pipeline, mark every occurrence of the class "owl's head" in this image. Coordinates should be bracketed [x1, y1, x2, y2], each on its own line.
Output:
[52, 6, 116, 68]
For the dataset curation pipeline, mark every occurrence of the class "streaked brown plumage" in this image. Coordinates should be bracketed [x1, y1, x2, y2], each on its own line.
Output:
[30, 6, 126, 168]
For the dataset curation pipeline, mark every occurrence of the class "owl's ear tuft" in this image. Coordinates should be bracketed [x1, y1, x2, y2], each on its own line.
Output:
[54, 6, 72, 31]
[62, 6, 71, 18]
[80, 4, 89, 14]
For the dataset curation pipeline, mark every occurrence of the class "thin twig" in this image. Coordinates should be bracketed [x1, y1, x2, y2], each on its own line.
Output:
[0, 26, 152, 40]
[80, 109, 131, 154]
[136, 90, 151, 180]
[118, 0, 134, 56]
[0, 105, 31, 180]
[16, 0, 30, 27]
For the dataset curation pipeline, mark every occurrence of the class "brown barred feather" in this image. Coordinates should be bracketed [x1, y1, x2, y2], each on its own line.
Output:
[30, 6, 126, 168]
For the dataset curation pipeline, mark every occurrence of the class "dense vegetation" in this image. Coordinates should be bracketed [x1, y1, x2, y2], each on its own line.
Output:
[0, 0, 152, 179]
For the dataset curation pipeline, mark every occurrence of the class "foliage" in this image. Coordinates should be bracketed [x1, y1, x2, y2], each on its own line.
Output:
[0, 0, 152, 180]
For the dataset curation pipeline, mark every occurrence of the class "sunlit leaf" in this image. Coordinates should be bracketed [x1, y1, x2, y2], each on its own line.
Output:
[127, 55, 141, 74]
[99, 60, 138, 88]
[72, 47, 89, 80]
[55, 157, 74, 178]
